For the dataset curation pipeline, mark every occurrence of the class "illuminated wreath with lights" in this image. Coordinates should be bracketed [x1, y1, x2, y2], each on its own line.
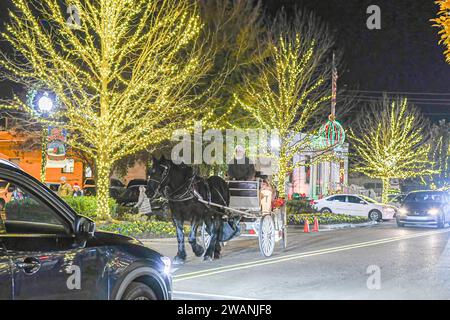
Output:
[317, 114, 346, 148]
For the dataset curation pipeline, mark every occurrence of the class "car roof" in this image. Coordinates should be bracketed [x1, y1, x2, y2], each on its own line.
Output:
[408, 190, 443, 194]
[127, 179, 147, 187]
[0, 159, 20, 170]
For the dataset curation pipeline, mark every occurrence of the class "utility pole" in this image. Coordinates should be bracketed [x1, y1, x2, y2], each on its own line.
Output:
[329, 53, 338, 194]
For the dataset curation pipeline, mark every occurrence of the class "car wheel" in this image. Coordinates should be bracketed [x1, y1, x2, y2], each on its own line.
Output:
[368, 210, 382, 222]
[122, 282, 158, 300]
[320, 207, 332, 214]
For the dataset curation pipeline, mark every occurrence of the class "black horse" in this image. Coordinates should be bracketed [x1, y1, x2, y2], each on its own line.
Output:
[146, 156, 230, 264]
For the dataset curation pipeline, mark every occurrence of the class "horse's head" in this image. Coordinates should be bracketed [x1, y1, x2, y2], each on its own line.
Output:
[146, 155, 171, 199]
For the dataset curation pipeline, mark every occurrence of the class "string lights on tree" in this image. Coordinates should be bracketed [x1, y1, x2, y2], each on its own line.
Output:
[0, 0, 214, 219]
[349, 97, 435, 204]
[233, 10, 340, 198]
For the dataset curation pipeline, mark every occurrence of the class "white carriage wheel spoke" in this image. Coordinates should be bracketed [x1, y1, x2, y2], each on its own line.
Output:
[260, 216, 274, 256]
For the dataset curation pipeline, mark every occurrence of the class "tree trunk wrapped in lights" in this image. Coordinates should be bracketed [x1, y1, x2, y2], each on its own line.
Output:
[349, 97, 435, 204]
[0, 0, 214, 219]
[233, 10, 340, 198]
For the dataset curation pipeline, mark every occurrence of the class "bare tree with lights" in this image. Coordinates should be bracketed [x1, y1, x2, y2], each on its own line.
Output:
[349, 96, 435, 203]
[233, 9, 342, 197]
[0, 0, 215, 219]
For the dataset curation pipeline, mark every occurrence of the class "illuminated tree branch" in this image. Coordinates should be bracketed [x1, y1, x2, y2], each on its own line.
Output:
[349, 96, 435, 203]
[233, 9, 338, 197]
[0, 0, 214, 219]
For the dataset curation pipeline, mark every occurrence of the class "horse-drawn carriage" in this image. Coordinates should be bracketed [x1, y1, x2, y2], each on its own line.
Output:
[147, 157, 287, 263]
[197, 179, 287, 257]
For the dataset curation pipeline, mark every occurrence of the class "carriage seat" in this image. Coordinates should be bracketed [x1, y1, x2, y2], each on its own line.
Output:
[227, 180, 260, 211]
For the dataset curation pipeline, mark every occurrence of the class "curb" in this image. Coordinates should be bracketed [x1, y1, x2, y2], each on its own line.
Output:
[140, 221, 378, 242]
[289, 221, 378, 231]
[141, 237, 177, 243]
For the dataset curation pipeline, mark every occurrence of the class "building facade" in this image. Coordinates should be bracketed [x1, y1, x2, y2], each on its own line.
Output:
[287, 141, 349, 199]
[0, 131, 85, 187]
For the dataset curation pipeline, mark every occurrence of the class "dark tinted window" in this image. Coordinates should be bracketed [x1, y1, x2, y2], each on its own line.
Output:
[404, 192, 446, 203]
[0, 180, 64, 235]
[328, 195, 346, 202]
[111, 179, 124, 187]
[347, 196, 364, 204]
[84, 179, 95, 185]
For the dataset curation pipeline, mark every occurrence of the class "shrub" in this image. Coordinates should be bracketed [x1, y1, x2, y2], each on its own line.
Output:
[286, 199, 315, 214]
[288, 213, 369, 225]
[98, 217, 190, 238]
[62, 196, 117, 220]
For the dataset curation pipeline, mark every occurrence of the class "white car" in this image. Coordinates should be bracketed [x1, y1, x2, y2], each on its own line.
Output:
[313, 194, 397, 221]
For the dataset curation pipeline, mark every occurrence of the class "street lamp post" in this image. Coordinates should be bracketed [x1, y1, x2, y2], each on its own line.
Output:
[35, 92, 54, 182]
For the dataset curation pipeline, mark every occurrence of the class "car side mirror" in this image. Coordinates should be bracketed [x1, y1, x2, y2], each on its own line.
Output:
[360, 201, 366, 204]
[76, 216, 96, 238]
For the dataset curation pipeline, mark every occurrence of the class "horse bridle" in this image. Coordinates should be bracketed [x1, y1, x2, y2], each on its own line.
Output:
[148, 164, 170, 200]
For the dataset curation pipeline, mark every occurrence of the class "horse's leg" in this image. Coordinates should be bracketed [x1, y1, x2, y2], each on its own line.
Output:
[173, 216, 187, 264]
[188, 216, 204, 257]
[214, 214, 223, 259]
[204, 215, 219, 261]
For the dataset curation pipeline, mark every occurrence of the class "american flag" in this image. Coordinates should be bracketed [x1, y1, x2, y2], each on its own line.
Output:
[331, 53, 338, 116]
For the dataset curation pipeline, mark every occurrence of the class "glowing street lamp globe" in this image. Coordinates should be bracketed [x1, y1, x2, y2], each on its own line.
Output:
[37, 92, 54, 114]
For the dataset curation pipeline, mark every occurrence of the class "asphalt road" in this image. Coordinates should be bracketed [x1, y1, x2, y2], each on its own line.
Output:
[143, 221, 450, 300]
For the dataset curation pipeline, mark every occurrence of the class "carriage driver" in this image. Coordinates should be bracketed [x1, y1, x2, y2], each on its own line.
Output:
[227, 145, 255, 181]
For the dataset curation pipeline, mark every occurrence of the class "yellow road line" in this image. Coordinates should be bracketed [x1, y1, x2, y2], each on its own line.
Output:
[174, 229, 449, 282]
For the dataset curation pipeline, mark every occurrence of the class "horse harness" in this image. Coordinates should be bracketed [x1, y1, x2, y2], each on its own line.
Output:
[150, 164, 226, 207]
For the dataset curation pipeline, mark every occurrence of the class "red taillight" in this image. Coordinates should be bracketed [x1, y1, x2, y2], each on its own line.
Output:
[249, 229, 256, 235]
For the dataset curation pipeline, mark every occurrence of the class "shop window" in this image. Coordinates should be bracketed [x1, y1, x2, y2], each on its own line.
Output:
[61, 159, 74, 173]
[85, 166, 93, 178]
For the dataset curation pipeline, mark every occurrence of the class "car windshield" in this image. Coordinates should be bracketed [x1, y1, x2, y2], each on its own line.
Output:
[359, 195, 377, 203]
[404, 192, 444, 203]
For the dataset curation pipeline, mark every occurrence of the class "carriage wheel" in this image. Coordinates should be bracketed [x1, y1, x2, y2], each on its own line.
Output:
[198, 222, 211, 255]
[259, 215, 275, 257]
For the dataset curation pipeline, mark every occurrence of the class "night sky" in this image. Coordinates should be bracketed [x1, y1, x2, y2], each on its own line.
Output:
[1, 0, 450, 120]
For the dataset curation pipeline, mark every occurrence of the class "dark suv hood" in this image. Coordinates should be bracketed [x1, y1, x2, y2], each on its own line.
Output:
[92, 230, 142, 246]
[402, 202, 444, 212]
[88, 231, 164, 259]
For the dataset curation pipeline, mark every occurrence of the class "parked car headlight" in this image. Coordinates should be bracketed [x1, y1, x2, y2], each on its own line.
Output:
[398, 208, 408, 215]
[428, 208, 440, 216]
[160, 256, 172, 275]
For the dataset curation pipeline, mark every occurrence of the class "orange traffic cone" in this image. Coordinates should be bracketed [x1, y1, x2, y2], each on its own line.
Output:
[312, 217, 319, 232]
[304, 219, 310, 233]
